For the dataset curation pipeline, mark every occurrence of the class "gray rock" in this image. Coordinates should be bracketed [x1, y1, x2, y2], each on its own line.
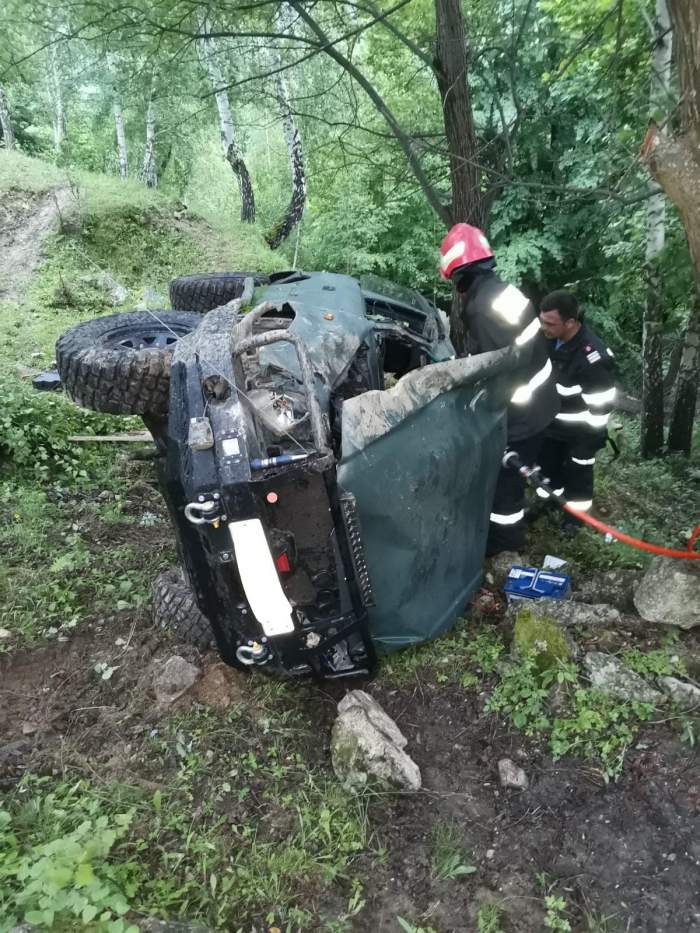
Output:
[508, 597, 621, 629]
[584, 652, 664, 704]
[331, 702, 421, 793]
[152, 656, 200, 706]
[573, 569, 640, 612]
[658, 676, 700, 710]
[498, 758, 529, 790]
[634, 557, 700, 629]
[338, 689, 408, 749]
[485, 551, 530, 589]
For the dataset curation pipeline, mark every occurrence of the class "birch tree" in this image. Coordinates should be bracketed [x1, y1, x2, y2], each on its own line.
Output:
[265, 3, 307, 249]
[142, 81, 157, 187]
[642, 0, 700, 454]
[107, 56, 128, 179]
[48, 42, 67, 151]
[0, 82, 15, 149]
[640, 0, 672, 457]
[197, 11, 255, 222]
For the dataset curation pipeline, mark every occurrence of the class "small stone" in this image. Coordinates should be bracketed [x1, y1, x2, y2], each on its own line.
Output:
[152, 656, 200, 706]
[97, 490, 114, 501]
[634, 557, 700, 629]
[658, 676, 700, 710]
[487, 551, 529, 589]
[498, 758, 529, 790]
[486, 848, 495, 859]
[21, 722, 39, 735]
[584, 652, 664, 704]
[0, 628, 12, 639]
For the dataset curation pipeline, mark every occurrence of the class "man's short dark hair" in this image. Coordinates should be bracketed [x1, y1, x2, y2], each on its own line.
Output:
[540, 290, 579, 321]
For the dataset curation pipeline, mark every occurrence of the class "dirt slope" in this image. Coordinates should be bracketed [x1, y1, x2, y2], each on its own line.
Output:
[0, 186, 72, 300]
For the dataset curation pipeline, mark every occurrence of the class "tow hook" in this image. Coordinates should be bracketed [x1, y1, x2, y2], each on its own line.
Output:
[236, 642, 270, 666]
[184, 495, 226, 527]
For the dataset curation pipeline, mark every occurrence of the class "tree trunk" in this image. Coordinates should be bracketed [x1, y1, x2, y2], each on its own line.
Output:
[113, 97, 128, 179]
[433, 0, 484, 355]
[49, 43, 66, 152]
[668, 295, 700, 453]
[197, 14, 256, 223]
[640, 0, 672, 458]
[143, 89, 157, 187]
[433, 0, 483, 228]
[265, 3, 307, 249]
[0, 82, 15, 149]
[642, 0, 700, 453]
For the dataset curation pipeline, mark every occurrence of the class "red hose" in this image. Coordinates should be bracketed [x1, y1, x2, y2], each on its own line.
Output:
[563, 506, 700, 560]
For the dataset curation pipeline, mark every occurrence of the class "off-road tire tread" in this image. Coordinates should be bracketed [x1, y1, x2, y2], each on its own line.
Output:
[56, 310, 200, 416]
[153, 567, 215, 649]
[169, 272, 269, 314]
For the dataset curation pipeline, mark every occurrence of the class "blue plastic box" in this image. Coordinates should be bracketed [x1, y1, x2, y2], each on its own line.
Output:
[503, 565, 571, 601]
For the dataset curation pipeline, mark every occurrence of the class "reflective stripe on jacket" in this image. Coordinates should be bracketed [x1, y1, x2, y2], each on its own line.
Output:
[462, 272, 559, 442]
[547, 324, 616, 450]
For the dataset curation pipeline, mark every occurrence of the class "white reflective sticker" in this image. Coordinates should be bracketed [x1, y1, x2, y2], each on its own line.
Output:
[511, 358, 552, 405]
[571, 456, 596, 466]
[515, 317, 541, 346]
[440, 241, 466, 271]
[556, 382, 582, 396]
[492, 284, 529, 325]
[222, 437, 240, 457]
[556, 410, 610, 428]
[586, 350, 601, 364]
[489, 509, 525, 525]
[567, 500, 593, 511]
[582, 387, 616, 406]
[228, 519, 294, 636]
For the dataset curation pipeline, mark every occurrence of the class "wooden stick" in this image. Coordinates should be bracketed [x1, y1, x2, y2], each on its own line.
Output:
[68, 432, 153, 443]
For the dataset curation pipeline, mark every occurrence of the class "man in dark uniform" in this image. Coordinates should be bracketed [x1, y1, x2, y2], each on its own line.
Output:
[538, 290, 616, 526]
[439, 223, 559, 556]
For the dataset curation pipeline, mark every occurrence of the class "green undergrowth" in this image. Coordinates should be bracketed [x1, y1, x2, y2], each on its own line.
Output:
[382, 615, 672, 781]
[0, 694, 372, 932]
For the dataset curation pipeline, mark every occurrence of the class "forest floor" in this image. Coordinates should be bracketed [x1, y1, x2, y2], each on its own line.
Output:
[1, 152, 699, 933]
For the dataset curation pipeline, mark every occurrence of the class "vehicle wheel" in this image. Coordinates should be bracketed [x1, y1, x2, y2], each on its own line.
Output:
[56, 310, 200, 416]
[153, 567, 215, 649]
[169, 272, 269, 313]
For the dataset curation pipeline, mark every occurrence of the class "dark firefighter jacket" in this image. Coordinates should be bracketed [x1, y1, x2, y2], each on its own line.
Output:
[546, 323, 616, 454]
[461, 271, 559, 442]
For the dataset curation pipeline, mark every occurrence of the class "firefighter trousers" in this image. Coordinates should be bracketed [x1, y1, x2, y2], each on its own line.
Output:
[536, 435, 596, 520]
[487, 433, 544, 556]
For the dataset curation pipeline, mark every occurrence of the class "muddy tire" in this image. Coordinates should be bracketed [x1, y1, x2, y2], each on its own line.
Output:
[169, 272, 269, 313]
[153, 567, 215, 649]
[56, 310, 200, 416]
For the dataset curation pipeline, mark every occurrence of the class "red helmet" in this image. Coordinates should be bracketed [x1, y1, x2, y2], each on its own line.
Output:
[439, 223, 493, 279]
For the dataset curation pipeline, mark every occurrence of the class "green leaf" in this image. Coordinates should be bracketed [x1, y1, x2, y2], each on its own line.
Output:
[75, 862, 95, 887]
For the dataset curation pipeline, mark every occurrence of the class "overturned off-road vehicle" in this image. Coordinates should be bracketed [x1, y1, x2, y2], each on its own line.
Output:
[57, 271, 515, 678]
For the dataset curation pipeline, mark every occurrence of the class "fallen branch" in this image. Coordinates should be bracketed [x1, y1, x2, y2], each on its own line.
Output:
[68, 431, 153, 443]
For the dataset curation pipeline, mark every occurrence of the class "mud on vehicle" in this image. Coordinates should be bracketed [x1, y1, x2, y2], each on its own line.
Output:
[57, 270, 515, 678]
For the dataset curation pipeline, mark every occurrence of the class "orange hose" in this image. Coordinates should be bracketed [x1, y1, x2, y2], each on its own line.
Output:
[563, 506, 700, 560]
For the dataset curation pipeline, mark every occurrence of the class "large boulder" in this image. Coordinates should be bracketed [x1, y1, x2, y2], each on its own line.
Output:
[573, 569, 640, 612]
[633, 557, 700, 629]
[584, 652, 664, 704]
[331, 690, 421, 793]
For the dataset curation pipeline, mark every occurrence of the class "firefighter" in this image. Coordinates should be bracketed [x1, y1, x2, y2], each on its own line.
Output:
[439, 223, 559, 556]
[538, 290, 616, 527]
